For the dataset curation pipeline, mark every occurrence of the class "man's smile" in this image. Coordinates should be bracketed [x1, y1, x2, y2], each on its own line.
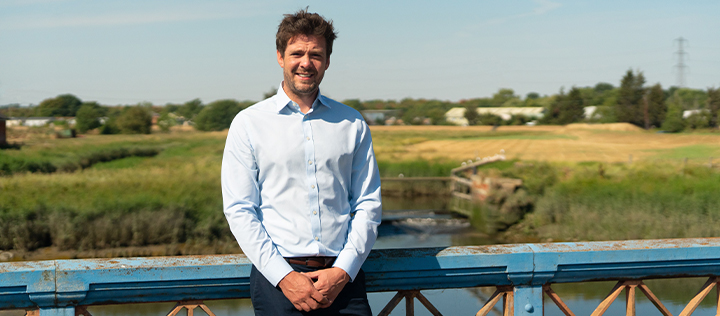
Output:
[296, 72, 315, 79]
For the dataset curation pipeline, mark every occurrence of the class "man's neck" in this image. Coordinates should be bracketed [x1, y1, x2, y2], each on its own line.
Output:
[282, 83, 318, 114]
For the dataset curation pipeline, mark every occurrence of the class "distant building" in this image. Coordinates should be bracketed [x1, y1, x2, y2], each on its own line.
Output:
[683, 109, 708, 119]
[361, 110, 398, 125]
[445, 107, 545, 126]
[7, 117, 56, 127]
[584, 106, 598, 119]
[0, 114, 7, 145]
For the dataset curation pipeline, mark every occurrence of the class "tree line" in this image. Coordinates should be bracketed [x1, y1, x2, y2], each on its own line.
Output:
[0, 96, 253, 134]
[1, 69, 718, 133]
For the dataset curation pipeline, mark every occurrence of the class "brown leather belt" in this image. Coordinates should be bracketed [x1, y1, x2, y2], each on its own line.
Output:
[285, 256, 336, 268]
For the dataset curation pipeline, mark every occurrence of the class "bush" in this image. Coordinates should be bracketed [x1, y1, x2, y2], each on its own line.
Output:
[477, 113, 503, 126]
[661, 104, 685, 133]
[686, 111, 711, 129]
[0, 147, 160, 175]
[36, 94, 82, 117]
[508, 115, 530, 126]
[75, 103, 103, 133]
[117, 106, 152, 134]
[157, 110, 176, 132]
[194, 99, 245, 131]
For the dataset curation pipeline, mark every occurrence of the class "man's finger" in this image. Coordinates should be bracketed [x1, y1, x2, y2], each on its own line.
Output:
[293, 302, 303, 311]
[319, 299, 333, 309]
[304, 271, 320, 280]
[306, 297, 322, 310]
[299, 301, 312, 312]
[311, 288, 330, 305]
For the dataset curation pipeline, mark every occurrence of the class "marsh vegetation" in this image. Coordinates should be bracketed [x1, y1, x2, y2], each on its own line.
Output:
[1, 124, 720, 259]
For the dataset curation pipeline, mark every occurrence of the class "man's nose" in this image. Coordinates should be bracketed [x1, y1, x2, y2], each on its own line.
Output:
[299, 55, 311, 68]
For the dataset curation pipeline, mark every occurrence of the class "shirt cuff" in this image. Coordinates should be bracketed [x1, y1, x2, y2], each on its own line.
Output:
[260, 255, 294, 287]
[333, 248, 362, 282]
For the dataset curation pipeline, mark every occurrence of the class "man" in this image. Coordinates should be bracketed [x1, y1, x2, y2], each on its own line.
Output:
[221, 9, 382, 316]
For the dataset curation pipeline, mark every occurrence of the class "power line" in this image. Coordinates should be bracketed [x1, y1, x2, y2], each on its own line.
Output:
[674, 37, 688, 87]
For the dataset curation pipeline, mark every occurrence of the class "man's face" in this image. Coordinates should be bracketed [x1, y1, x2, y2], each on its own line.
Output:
[277, 34, 330, 99]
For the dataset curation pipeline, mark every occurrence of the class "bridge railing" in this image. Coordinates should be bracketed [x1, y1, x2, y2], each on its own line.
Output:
[2, 237, 720, 316]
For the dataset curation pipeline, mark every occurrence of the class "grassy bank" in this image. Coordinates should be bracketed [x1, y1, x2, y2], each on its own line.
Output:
[0, 129, 460, 252]
[466, 160, 720, 242]
[526, 162, 720, 241]
[3, 125, 720, 254]
[0, 131, 228, 251]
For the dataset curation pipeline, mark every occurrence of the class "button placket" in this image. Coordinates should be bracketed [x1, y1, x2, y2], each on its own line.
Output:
[303, 114, 321, 246]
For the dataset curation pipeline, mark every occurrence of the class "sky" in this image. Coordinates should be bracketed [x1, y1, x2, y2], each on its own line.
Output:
[1, 0, 719, 106]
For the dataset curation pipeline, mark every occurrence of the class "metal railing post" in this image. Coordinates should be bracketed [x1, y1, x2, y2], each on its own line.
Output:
[38, 307, 74, 316]
[513, 285, 542, 316]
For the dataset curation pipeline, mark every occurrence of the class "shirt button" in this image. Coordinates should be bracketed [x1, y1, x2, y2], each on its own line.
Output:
[308, 160, 313, 165]
[311, 185, 315, 189]
[314, 237, 319, 241]
[306, 137, 310, 141]
[313, 211, 317, 215]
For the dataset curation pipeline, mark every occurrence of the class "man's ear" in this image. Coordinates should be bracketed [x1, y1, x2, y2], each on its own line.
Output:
[325, 56, 330, 70]
[277, 50, 284, 68]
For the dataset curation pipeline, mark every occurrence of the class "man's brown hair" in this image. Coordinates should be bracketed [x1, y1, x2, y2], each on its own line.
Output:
[276, 9, 337, 57]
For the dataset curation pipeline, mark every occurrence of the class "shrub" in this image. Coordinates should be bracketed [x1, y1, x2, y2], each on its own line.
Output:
[194, 99, 245, 131]
[661, 103, 685, 133]
[117, 106, 152, 134]
[75, 103, 103, 133]
[686, 111, 711, 129]
[477, 113, 503, 126]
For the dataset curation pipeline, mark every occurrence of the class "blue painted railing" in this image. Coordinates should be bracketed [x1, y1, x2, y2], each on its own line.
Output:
[2, 238, 720, 315]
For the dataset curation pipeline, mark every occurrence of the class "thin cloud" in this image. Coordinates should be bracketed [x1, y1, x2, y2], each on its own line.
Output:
[0, 0, 71, 7]
[2, 12, 235, 30]
[485, 0, 562, 25]
[0, 2, 268, 31]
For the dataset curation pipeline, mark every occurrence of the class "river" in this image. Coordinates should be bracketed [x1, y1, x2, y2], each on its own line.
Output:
[3, 196, 718, 315]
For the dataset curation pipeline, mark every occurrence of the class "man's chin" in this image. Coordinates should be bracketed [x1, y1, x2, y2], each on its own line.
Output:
[290, 84, 319, 96]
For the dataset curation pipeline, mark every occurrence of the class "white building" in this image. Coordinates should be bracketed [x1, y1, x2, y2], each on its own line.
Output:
[361, 110, 398, 125]
[682, 109, 708, 119]
[445, 107, 545, 126]
[7, 117, 57, 127]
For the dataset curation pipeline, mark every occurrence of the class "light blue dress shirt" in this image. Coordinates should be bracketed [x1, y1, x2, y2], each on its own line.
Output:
[221, 85, 382, 286]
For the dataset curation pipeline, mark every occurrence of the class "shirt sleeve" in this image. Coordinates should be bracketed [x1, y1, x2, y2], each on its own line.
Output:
[332, 121, 382, 280]
[221, 114, 294, 286]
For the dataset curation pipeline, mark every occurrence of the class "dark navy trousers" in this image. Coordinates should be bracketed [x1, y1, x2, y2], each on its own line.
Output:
[250, 263, 372, 316]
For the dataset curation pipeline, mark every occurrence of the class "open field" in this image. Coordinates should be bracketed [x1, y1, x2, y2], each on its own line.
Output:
[370, 124, 720, 164]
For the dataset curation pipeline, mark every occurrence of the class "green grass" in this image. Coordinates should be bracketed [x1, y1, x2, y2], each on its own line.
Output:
[377, 159, 457, 177]
[91, 156, 147, 170]
[4, 127, 720, 253]
[370, 129, 550, 148]
[523, 162, 720, 241]
[0, 131, 463, 251]
[451, 134, 578, 141]
[647, 144, 720, 160]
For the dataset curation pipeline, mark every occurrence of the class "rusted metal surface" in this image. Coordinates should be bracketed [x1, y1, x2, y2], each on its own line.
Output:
[166, 300, 216, 316]
[679, 276, 719, 316]
[377, 290, 442, 316]
[2, 238, 720, 314]
[543, 285, 575, 316]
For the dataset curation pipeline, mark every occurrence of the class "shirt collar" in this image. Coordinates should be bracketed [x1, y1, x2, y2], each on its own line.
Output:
[274, 83, 331, 113]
